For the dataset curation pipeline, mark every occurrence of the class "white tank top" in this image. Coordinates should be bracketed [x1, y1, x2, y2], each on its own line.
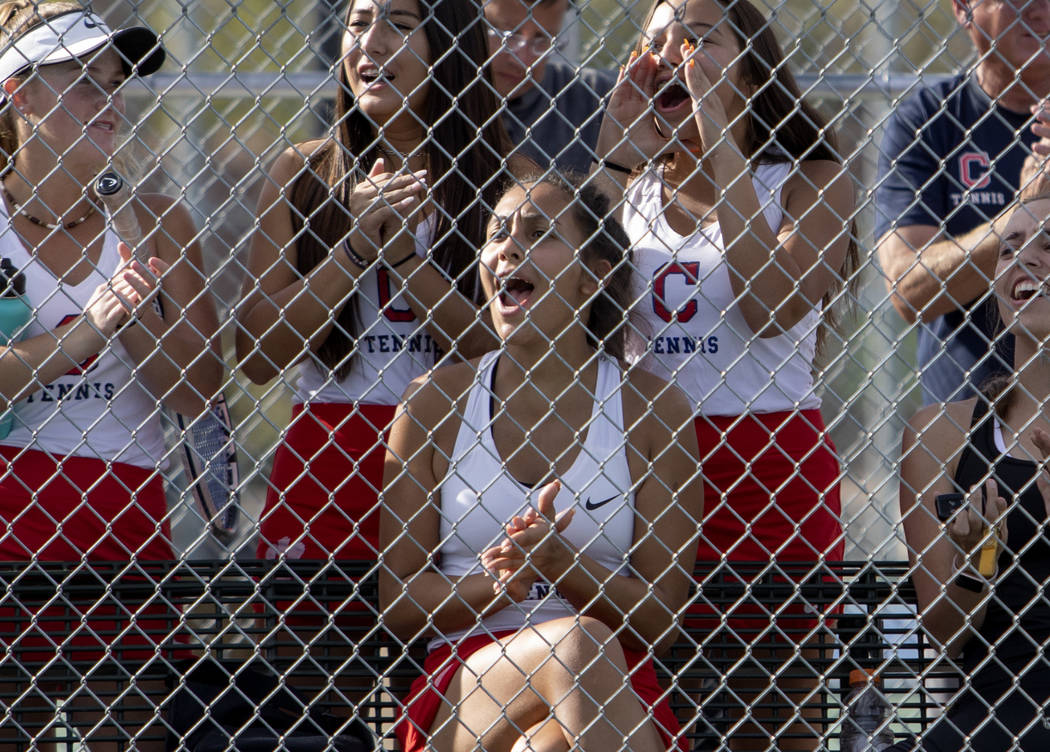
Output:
[432, 351, 634, 650]
[0, 205, 166, 468]
[623, 162, 821, 416]
[294, 215, 441, 406]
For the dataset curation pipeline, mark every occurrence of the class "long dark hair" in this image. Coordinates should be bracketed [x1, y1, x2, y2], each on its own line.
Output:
[500, 171, 636, 364]
[290, 0, 509, 377]
[636, 0, 859, 344]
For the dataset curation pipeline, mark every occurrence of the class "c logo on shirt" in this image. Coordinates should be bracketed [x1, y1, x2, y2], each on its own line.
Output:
[56, 314, 99, 375]
[376, 268, 415, 323]
[651, 262, 700, 323]
[959, 152, 991, 190]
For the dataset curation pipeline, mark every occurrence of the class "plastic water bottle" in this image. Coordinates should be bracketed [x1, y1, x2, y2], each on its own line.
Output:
[840, 668, 895, 751]
[0, 258, 31, 439]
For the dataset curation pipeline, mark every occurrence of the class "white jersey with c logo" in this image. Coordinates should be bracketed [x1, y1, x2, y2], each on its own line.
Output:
[623, 162, 822, 416]
[294, 215, 441, 406]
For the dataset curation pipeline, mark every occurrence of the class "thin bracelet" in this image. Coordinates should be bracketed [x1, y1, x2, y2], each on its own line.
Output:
[593, 157, 635, 175]
[951, 554, 994, 593]
[389, 250, 418, 269]
[342, 242, 370, 270]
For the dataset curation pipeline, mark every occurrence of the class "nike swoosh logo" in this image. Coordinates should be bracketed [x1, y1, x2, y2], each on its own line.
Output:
[584, 495, 618, 510]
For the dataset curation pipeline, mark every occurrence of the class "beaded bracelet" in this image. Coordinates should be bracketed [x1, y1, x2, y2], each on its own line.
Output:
[342, 242, 370, 270]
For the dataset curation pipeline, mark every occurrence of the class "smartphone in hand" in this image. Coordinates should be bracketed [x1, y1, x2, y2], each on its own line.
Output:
[935, 492, 966, 522]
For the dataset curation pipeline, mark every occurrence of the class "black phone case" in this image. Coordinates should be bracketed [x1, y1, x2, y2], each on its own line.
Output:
[935, 493, 966, 522]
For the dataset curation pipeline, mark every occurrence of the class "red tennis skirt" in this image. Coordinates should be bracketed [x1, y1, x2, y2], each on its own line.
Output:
[397, 631, 686, 752]
[256, 402, 395, 562]
[0, 446, 178, 663]
[256, 402, 395, 622]
[689, 410, 844, 641]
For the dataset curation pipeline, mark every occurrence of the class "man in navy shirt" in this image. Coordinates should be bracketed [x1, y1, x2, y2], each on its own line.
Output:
[483, 0, 615, 175]
[875, 0, 1050, 404]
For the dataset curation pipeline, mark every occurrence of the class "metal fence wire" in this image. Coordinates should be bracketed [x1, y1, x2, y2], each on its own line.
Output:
[0, 0, 1048, 749]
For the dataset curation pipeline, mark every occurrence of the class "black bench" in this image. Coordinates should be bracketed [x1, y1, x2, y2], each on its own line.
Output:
[673, 561, 956, 749]
[0, 559, 955, 750]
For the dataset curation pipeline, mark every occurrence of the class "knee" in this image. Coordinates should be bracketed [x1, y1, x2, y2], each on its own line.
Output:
[538, 616, 625, 672]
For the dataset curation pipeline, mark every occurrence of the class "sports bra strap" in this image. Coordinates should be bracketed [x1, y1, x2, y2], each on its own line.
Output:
[952, 397, 997, 496]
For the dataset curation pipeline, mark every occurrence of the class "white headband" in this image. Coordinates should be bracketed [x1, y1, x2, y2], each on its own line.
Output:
[0, 10, 164, 86]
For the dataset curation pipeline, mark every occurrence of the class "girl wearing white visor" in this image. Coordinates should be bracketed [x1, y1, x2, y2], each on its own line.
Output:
[0, 3, 220, 750]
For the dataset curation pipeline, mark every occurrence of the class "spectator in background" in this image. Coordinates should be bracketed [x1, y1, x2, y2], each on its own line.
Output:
[899, 192, 1050, 752]
[875, 0, 1050, 405]
[381, 172, 702, 752]
[485, 0, 615, 174]
[0, 3, 220, 749]
[592, 0, 857, 747]
[236, 0, 506, 571]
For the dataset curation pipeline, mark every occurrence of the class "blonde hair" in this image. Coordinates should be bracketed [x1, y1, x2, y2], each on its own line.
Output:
[0, 1, 83, 166]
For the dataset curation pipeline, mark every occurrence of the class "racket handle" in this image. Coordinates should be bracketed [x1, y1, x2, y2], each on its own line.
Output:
[95, 172, 145, 251]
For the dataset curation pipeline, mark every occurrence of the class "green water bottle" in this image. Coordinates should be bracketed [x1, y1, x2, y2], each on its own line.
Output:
[0, 258, 30, 439]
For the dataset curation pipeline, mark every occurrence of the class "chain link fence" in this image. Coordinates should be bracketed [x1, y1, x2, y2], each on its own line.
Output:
[0, 0, 1047, 749]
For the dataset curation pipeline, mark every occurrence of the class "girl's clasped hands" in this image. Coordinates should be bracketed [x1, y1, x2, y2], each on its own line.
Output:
[480, 479, 576, 602]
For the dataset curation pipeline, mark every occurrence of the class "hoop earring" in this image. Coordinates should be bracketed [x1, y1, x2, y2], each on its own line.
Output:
[653, 112, 668, 141]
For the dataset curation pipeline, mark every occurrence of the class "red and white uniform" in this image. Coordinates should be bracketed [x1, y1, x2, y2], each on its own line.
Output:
[0, 203, 171, 563]
[257, 218, 439, 562]
[0, 205, 175, 661]
[434, 351, 633, 647]
[623, 164, 843, 613]
[397, 352, 684, 752]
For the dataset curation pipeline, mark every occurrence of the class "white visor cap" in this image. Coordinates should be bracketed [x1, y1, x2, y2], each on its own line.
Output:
[0, 10, 165, 85]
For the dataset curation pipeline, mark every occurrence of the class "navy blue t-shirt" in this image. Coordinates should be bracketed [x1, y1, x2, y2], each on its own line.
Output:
[875, 73, 1029, 405]
[504, 60, 615, 176]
